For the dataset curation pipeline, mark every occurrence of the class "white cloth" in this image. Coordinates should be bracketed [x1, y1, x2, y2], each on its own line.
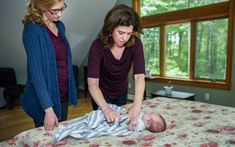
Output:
[55, 104, 146, 141]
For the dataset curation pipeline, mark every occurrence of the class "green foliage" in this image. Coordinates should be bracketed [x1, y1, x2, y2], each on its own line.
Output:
[142, 28, 160, 75]
[140, 0, 228, 16]
[195, 19, 228, 80]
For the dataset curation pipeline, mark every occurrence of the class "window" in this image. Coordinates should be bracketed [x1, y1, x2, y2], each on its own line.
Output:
[195, 19, 228, 81]
[132, 0, 234, 89]
[140, 0, 228, 17]
[141, 28, 160, 75]
[165, 23, 190, 78]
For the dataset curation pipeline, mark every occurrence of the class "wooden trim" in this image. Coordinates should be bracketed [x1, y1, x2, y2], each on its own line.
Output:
[132, 0, 141, 37]
[226, 0, 235, 88]
[160, 25, 165, 76]
[132, 0, 140, 15]
[147, 77, 230, 90]
[141, 2, 229, 28]
[190, 21, 196, 79]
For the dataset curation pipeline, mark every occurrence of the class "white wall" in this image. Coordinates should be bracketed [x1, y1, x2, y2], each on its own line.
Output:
[0, 1, 26, 83]
[0, 0, 117, 84]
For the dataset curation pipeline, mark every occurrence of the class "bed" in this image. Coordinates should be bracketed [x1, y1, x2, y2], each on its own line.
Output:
[1, 97, 235, 147]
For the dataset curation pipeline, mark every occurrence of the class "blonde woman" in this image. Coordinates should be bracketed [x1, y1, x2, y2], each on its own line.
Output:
[20, 0, 77, 131]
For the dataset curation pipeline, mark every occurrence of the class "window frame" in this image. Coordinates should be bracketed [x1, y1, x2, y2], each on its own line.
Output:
[132, 0, 234, 90]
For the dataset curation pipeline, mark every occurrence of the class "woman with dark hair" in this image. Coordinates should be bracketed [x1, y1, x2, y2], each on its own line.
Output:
[87, 4, 145, 126]
[20, 0, 77, 131]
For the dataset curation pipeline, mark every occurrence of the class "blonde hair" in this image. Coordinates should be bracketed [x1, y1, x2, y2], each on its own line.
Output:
[22, 0, 63, 25]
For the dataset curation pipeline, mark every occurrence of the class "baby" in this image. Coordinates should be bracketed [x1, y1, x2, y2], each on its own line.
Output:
[55, 104, 166, 141]
[129, 111, 166, 133]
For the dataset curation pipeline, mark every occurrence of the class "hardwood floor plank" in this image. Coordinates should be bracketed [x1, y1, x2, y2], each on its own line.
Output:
[0, 92, 92, 141]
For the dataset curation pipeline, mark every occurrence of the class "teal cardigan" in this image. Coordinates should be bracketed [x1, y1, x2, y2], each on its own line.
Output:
[20, 21, 77, 123]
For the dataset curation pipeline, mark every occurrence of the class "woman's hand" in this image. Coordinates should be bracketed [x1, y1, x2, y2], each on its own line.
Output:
[44, 107, 59, 131]
[127, 119, 138, 131]
[102, 106, 120, 123]
[126, 104, 141, 125]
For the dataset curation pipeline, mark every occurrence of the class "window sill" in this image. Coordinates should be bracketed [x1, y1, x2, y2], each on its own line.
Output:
[146, 76, 230, 90]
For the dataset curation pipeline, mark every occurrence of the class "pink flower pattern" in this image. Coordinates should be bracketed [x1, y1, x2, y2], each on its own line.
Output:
[199, 142, 218, 147]
[1, 97, 235, 147]
[122, 140, 136, 145]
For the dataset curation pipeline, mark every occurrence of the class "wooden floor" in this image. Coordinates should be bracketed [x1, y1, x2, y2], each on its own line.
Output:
[0, 91, 92, 142]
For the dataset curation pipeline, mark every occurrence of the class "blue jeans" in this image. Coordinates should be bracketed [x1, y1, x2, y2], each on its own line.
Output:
[91, 90, 127, 110]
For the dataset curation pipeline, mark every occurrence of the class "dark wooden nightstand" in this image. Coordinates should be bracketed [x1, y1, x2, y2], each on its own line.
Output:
[151, 90, 195, 101]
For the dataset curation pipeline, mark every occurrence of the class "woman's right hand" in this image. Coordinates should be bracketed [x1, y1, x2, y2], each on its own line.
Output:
[102, 106, 120, 123]
[44, 107, 59, 131]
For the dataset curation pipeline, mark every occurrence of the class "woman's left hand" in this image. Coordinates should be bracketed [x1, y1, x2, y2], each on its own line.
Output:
[126, 104, 141, 125]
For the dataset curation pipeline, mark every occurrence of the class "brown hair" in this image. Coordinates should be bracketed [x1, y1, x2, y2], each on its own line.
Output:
[22, 0, 63, 25]
[149, 114, 167, 132]
[99, 4, 143, 49]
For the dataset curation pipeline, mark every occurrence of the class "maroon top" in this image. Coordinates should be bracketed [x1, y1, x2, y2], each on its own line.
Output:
[46, 27, 68, 101]
[87, 37, 145, 99]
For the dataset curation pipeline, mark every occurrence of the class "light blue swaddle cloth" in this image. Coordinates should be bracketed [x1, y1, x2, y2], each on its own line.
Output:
[55, 104, 146, 141]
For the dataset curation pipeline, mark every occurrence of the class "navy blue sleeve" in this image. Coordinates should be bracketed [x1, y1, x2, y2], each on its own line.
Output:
[22, 23, 53, 109]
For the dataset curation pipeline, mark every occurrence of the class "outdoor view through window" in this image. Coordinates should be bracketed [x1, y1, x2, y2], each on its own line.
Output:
[135, 0, 233, 89]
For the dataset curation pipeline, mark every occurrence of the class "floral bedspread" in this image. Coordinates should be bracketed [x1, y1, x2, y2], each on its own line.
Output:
[1, 97, 235, 147]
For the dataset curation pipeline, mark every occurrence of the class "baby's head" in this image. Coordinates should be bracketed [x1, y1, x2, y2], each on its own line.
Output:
[142, 112, 166, 132]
